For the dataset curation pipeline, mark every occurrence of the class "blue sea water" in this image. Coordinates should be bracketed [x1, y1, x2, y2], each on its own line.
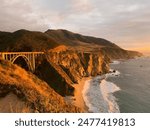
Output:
[82, 57, 150, 113]
[109, 57, 150, 113]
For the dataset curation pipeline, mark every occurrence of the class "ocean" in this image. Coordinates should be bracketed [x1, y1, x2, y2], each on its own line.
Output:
[82, 57, 150, 113]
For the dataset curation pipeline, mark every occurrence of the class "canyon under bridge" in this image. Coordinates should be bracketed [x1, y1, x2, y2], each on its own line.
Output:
[0, 52, 44, 72]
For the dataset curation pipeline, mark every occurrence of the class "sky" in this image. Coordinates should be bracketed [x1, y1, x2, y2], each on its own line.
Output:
[0, 0, 150, 54]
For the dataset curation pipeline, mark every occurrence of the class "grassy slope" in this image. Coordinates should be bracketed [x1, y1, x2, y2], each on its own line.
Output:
[0, 29, 59, 51]
[0, 59, 81, 113]
[45, 29, 118, 48]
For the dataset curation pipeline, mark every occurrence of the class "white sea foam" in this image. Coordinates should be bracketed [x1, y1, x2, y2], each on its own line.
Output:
[108, 69, 120, 77]
[100, 80, 120, 113]
[111, 60, 120, 65]
[82, 70, 120, 113]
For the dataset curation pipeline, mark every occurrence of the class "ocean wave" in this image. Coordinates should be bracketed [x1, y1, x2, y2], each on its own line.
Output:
[108, 69, 120, 77]
[111, 60, 120, 65]
[100, 79, 120, 112]
[82, 70, 120, 113]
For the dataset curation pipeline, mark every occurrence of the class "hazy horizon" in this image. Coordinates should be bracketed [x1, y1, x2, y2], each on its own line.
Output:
[0, 0, 150, 54]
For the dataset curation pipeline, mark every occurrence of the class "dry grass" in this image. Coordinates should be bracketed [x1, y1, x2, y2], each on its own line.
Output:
[9, 102, 31, 113]
[0, 60, 81, 113]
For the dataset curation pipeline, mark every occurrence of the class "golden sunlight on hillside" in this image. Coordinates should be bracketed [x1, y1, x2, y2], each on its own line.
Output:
[0, 60, 81, 113]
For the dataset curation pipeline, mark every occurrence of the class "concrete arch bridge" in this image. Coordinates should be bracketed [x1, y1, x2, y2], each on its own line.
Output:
[0, 52, 44, 72]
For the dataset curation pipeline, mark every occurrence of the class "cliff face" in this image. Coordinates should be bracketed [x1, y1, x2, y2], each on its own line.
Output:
[48, 50, 110, 80]
[32, 45, 110, 96]
[34, 58, 75, 96]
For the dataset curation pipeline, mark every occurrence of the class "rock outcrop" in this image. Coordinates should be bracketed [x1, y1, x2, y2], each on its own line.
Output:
[48, 48, 110, 82]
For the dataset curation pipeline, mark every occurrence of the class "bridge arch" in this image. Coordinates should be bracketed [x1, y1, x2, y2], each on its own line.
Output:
[0, 52, 44, 72]
[11, 55, 33, 71]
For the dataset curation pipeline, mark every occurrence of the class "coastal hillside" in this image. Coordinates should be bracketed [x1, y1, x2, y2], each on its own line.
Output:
[0, 30, 59, 51]
[45, 29, 142, 59]
[45, 29, 117, 47]
[0, 29, 142, 59]
[33, 50, 110, 96]
[0, 59, 81, 112]
[0, 29, 142, 110]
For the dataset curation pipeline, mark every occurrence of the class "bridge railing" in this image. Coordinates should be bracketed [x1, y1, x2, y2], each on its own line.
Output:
[0, 52, 44, 55]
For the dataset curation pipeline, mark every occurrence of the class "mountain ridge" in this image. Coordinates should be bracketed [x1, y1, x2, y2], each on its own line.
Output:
[0, 29, 142, 58]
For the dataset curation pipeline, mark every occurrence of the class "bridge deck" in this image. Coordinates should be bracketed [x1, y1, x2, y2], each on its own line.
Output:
[0, 52, 44, 55]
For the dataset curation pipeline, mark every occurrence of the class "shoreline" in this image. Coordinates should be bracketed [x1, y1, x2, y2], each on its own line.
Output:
[73, 77, 90, 112]
[65, 65, 121, 113]
[75, 70, 120, 113]
[64, 77, 90, 112]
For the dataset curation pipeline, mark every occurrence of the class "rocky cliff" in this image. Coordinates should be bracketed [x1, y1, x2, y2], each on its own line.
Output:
[0, 29, 142, 97]
[48, 46, 110, 81]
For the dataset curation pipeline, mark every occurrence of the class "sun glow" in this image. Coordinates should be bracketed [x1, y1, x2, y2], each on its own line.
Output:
[127, 46, 150, 56]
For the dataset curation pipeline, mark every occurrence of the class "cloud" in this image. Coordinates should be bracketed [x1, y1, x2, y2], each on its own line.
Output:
[0, 0, 150, 51]
[0, 0, 49, 31]
[72, 0, 93, 12]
